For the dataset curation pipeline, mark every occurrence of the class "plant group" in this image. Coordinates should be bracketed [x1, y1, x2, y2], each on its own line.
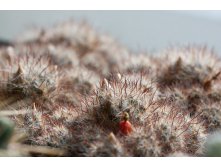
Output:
[0, 21, 221, 156]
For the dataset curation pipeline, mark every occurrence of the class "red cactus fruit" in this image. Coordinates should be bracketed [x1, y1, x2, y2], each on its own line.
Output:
[119, 112, 132, 135]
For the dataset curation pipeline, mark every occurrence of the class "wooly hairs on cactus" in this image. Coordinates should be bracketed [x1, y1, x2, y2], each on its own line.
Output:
[159, 86, 221, 134]
[54, 65, 100, 107]
[73, 73, 205, 156]
[0, 51, 59, 110]
[156, 47, 221, 91]
[195, 105, 221, 133]
[123, 103, 206, 156]
[92, 132, 124, 157]
[82, 73, 158, 133]
[17, 106, 74, 148]
[17, 21, 130, 78]
[1, 21, 221, 157]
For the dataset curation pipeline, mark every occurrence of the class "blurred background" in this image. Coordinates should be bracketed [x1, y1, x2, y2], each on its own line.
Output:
[0, 11, 221, 54]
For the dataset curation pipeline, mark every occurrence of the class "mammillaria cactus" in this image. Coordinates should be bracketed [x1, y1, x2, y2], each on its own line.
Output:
[0, 21, 221, 156]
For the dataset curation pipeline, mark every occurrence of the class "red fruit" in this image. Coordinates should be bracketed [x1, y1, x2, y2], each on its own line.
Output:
[119, 120, 132, 135]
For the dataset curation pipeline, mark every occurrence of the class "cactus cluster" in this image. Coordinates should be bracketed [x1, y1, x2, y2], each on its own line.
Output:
[1, 21, 221, 156]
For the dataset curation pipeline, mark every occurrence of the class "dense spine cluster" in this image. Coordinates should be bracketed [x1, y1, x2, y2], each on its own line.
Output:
[0, 21, 221, 156]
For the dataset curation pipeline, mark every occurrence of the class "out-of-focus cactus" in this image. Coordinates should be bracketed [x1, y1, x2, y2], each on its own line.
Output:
[1, 21, 221, 157]
[93, 132, 124, 157]
[204, 132, 221, 157]
[0, 117, 14, 149]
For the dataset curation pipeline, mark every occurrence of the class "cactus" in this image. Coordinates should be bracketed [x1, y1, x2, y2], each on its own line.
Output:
[0, 117, 14, 149]
[0, 21, 221, 156]
[204, 132, 221, 156]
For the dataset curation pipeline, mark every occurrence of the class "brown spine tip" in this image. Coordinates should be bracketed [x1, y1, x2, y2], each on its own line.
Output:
[13, 64, 25, 84]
